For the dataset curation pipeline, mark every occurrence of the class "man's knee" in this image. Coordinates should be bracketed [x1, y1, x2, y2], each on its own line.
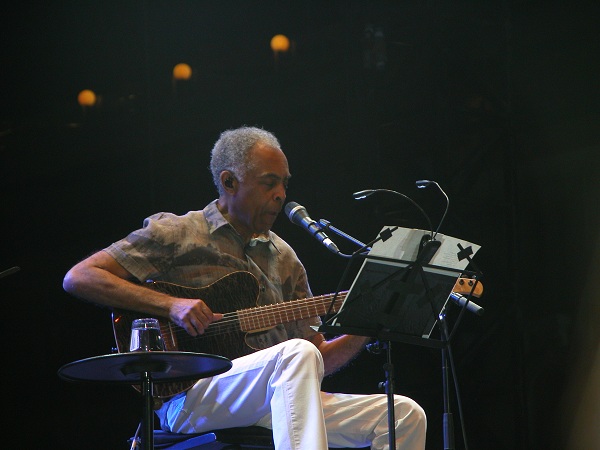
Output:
[395, 396, 427, 430]
[280, 338, 324, 376]
[283, 338, 322, 359]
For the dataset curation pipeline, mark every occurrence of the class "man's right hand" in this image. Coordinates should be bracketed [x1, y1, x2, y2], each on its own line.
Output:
[169, 298, 224, 336]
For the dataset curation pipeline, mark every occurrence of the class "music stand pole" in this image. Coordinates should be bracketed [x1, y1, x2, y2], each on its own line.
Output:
[439, 310, 454, 450]
[382, 341, 397, 450]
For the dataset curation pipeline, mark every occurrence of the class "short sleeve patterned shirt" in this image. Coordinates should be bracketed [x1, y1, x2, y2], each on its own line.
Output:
[104, 200, 321, 352]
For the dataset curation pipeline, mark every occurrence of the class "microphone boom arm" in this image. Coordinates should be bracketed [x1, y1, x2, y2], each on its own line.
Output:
[318, 219, 371, 251]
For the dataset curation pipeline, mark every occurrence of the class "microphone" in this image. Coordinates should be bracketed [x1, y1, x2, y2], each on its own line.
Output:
[352, 189, 434, 239]
[284, 202, 340, 254]
[415, 180, 449, 240]
[449, 292, 485, 316]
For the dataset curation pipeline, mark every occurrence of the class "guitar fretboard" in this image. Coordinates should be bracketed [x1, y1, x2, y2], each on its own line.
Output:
[238, 291, 348, 332]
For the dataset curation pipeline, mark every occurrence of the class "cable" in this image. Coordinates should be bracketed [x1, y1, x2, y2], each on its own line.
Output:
[130, 422, 141, 450]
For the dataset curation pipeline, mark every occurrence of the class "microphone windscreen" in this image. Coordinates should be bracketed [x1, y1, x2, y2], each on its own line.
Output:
[284, 201, 299, 217]
[284, 202, 310, 227]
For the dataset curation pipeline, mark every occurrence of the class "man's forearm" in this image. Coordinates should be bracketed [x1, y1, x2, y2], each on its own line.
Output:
[318, 334, 371, 376]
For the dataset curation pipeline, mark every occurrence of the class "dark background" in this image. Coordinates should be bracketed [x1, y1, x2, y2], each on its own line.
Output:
[2, 1, 599, 449]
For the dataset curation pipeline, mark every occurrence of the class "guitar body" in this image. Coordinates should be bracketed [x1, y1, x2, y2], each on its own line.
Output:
[112, 271, 261, 398]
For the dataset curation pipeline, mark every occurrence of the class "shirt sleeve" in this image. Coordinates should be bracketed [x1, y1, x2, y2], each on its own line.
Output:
[104, 212, 178, 282]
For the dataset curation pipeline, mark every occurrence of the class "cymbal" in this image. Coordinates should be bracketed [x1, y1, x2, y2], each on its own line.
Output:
[58, 351, 232, 384]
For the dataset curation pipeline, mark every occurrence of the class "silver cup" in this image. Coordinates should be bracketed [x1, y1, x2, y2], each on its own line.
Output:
[129, 318, 166, 352]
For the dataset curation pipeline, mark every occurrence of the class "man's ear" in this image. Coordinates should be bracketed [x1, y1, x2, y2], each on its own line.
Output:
[220, 171, 236, 190]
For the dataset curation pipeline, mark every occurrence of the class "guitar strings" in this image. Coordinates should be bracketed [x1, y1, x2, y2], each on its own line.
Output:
[177, 294, 344, 337]
[170, 292, 348, 344]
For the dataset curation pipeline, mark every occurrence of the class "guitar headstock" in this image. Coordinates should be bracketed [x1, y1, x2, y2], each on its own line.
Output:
[453, 277, 483, 298]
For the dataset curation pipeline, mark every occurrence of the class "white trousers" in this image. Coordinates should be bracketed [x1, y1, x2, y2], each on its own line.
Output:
[156, 339, 426, 450]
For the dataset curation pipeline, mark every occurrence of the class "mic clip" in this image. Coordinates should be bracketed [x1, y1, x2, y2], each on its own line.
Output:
[416, 234, 440, 265]
[366, 340, 387, 354]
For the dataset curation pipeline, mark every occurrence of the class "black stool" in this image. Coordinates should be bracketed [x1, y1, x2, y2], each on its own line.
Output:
[129, 426, 275, 449]
[131, 426, 370, 449]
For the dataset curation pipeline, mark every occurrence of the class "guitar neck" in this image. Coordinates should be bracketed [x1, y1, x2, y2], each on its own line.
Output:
[234, 274, 481, 333]
[238, 291, 348, 332]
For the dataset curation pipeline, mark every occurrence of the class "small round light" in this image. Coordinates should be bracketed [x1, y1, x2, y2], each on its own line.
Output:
[270, 34, 290, 52]
[173, 63, 192, 80]
[77, 89, 96, 107]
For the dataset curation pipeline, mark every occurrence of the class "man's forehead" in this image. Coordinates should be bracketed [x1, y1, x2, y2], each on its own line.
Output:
[257, 171, 292, 181]
[248, 143, 290, 178]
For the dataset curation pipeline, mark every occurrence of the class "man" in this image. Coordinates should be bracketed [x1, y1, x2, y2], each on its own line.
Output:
[63, 126, 426, 450]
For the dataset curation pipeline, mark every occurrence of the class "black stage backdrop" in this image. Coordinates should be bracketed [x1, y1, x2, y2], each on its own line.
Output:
[1, 2, 599, 449]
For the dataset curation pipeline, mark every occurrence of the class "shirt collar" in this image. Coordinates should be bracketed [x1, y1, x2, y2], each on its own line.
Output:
[203, 199, 230, 233]
[203, 200, 281, 253]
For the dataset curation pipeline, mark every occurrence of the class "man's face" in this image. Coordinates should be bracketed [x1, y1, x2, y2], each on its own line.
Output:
[229, 143, 290, 238]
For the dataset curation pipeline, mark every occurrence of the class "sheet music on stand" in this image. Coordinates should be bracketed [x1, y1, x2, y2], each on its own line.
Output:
[321, 226, 481, 348]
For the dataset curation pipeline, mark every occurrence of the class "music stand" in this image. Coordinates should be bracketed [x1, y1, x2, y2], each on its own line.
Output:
[58, 351, 232, 450]
[320, 226, 481, 450]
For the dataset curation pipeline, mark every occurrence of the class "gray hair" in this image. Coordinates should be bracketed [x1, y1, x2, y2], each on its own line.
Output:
[210, 126, 281, 195]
